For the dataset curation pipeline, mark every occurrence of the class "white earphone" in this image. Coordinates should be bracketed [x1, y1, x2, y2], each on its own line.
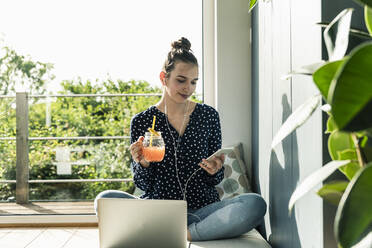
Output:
[164, 98, 202, 201]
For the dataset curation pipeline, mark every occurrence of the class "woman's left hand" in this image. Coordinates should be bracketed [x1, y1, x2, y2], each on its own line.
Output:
[199, 154, 225, 175]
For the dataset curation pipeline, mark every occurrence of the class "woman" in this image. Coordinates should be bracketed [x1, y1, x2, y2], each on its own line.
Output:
[95, 37, 267, 241]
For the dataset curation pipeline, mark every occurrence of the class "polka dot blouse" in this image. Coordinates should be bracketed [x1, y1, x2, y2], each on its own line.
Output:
[130, 103, 225, 210]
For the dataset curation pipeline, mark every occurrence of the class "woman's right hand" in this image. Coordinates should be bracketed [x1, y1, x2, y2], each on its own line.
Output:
[129, 136, 150, 168]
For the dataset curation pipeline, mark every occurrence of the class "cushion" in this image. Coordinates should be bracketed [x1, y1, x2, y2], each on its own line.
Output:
[190, 229, 271, 248]
[215, 143, 252, 199]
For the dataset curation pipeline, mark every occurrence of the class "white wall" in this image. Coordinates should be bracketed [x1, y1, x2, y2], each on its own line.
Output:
[203, 0, 253, 177]
[253, 0, 323, 247]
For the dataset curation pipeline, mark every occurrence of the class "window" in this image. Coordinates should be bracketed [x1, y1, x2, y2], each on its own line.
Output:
[0, 0, 202, 205]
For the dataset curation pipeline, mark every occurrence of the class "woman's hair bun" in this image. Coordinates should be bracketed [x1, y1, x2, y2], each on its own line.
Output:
[162, 37, 198, 74]
[171, 37, 191, 51]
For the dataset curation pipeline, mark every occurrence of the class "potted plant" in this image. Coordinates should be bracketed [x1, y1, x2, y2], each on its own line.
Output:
[268, 0, 372, 247]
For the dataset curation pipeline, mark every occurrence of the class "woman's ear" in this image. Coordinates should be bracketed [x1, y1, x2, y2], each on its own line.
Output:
[159, 71, 166, 86]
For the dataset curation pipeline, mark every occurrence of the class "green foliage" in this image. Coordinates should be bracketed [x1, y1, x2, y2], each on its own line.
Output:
[328, 43, 372, 131]
[312, 59, 345, 99]
[288, 160, 351, 212]
[354, 0, 372, 8]
[326, 116, 337, 134]
[249, 0, 258, 13]
[0, 43, 54, 95]
[317, 180, 349, 206]
[365, 6, 372, 35]
[335, 163, 372, 247]
[271, 95, 321, 148]
[338, 150, 361, 180]
[270, 2, 372, 246]
[0, 76, 163, 201]
[327, 131, 354, 161]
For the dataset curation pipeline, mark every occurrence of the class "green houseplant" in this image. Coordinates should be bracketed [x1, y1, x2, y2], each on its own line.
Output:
[269, 0, 372, 247]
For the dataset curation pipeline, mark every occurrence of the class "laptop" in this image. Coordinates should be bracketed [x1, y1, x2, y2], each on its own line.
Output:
[97, 198, 188, 248]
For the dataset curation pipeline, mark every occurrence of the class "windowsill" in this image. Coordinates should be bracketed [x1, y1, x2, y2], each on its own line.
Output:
[0, 201, 97, 227]
[0, 214, 97, 227]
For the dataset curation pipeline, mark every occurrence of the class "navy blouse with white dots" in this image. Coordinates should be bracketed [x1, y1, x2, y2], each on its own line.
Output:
[130, 103, 224, 210]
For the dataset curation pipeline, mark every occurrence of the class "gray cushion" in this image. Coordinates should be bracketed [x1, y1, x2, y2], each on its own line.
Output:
[215, 143, 252, 199]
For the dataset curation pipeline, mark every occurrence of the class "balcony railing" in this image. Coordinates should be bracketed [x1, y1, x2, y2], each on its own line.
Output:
[0, 92, 162, 204]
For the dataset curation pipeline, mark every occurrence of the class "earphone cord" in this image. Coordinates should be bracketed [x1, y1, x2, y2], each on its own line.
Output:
[165, 100, 201, 201]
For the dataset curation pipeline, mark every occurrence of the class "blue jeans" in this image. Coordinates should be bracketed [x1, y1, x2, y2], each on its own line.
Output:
[94, 191, 266, 241]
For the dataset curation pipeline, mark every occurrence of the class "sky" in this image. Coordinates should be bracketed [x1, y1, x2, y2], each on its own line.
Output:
[0, 0, 203, 94]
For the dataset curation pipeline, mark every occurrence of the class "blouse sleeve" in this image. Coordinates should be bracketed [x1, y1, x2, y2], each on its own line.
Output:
[203, 109, 225, 186]
[130, 115, 155, 192]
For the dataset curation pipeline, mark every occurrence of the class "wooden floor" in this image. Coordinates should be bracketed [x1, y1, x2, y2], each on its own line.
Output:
[0, 202, 99, 247]
[0, 227, 99, 248]
[0, 201, 95, 215]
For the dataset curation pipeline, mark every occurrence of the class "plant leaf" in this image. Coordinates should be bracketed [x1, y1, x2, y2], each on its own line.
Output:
[353, 0, 372, 9]
[351, 233, 372, 248]
[281, 61, 326, 80]
[288, 160, 351, 212]
[317, 180, 349, 205]
[313, 59, 345, 99]
[328, 43, 372, 131]
[367, 129, 372, 138]
[317, 22, 372, 39]
[335, 162, 372, 247]
[328, 131, 354, 160]
[366, 6, 372, 35]
[361, 136, 372, 162]
[249, 0, 258, 13]
[324, 8, 353, 61]
[326, 116, 338, 134]
[360, 135, 368, 147]
[271, 95, 321, 148]
[338, 149, 361, 180]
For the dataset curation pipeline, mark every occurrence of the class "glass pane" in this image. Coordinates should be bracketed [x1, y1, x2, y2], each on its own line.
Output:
[27, 93, 161, 202]
[0, 98, 16, 202]
[28, 139, 135, 201]
[0, 0, 202, 213]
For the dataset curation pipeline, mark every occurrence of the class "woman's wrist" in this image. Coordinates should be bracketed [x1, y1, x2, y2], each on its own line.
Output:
[139, 159, 150, 168]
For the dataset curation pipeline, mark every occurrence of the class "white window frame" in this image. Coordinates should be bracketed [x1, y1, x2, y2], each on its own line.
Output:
[203, 0, 252, 166]
[202, 0, 216, 108]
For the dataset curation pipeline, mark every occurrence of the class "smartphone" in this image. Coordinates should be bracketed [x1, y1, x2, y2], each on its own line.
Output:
[206, 147, 234, 161]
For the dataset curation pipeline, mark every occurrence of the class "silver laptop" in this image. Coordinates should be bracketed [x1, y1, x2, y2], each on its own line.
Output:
[97, 198, 188, 248]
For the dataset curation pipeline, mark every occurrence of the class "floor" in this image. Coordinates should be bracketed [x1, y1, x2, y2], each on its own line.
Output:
[0, 227, 99, 248]
[0, 202, 99, 247]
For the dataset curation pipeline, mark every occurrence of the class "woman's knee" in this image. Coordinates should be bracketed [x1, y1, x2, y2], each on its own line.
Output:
[94, 190, 134, 215]
[95, 190, 130, 200]
[235, 193, 267, 218]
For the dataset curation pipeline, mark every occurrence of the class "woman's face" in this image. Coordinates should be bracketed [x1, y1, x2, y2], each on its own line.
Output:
[162, 62, 198, 103]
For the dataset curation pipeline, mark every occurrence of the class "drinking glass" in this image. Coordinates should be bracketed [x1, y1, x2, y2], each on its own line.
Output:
[142, 132, 165, 162]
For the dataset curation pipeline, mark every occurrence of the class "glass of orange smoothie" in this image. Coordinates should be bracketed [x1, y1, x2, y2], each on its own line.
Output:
[142, 132, 165, 162]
